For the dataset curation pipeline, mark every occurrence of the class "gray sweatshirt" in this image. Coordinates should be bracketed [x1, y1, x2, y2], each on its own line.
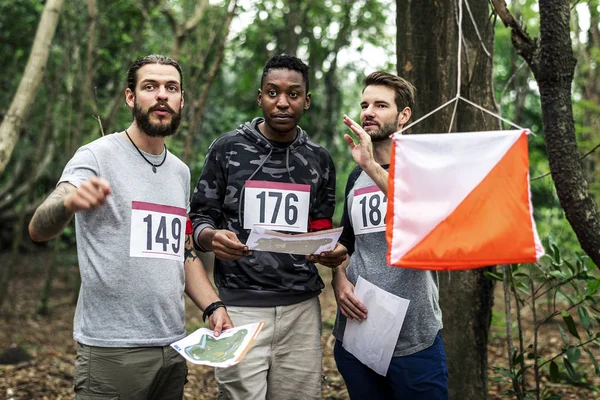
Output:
[332, 165, 443, 356]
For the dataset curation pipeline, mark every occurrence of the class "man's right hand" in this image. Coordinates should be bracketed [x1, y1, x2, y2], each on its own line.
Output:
[211, 230, 252, 261]
[64, 177, 112, 213]
[29, 177, 112, 242]
[332, 267, 368, 321]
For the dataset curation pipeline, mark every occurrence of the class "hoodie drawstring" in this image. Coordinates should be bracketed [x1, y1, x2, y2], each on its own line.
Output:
[237, 147, 274, 225]
[285, 147, 296, 183]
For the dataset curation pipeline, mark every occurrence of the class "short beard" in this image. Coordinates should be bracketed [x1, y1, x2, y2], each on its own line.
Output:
[133, 101, 181, 138]
[370, 121, 398, 143]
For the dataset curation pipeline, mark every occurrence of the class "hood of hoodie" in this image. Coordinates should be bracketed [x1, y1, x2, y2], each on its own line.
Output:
[237, 117, 308, 153]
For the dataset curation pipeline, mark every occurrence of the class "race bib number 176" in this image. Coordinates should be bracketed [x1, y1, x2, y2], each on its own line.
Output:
[243, 180, 310, 233]
[130, 201, 187, 261]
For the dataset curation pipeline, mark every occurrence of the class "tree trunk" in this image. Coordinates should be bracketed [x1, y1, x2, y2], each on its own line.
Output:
[396, 1, 496, 398]
[0, 0, 65, 176]
[396, 0, 457, 134]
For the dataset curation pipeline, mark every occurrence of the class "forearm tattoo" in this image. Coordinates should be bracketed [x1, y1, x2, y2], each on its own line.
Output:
[30, 184, 74, 238]
[184, 235, 199, 264]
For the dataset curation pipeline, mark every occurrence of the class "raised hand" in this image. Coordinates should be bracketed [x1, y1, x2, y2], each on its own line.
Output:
[343, 114, 376, 170]
[64, 177, 112, 213]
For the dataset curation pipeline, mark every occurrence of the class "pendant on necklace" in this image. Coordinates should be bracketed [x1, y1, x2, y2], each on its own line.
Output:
[152, 166, 157, 173]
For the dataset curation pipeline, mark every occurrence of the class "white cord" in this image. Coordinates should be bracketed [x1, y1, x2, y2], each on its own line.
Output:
[464, 0, 491, 57]
[397, 0, 528, 135]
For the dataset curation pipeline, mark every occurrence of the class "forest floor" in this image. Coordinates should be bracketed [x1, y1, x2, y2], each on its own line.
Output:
[0, 251, 599, 400]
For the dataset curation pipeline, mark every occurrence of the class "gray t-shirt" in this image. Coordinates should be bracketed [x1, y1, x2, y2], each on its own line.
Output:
[332, 167, 443, 356]
[59, 133, 191, 347]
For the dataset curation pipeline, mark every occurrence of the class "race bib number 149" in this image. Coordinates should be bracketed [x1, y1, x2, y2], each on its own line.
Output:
[130, 201, 187, 261]
[244, 180, 310, 233]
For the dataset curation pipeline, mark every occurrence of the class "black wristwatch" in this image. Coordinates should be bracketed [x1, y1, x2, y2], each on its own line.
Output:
[202, 301, 226, 322]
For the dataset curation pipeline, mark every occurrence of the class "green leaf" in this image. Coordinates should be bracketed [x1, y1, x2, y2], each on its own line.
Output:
[551, 243, 561, 265]
[549, 361, 560, 382]
[557, 324, 569, 346]
[513, 351, 524, 365]
[563, 259, 576, 274]
[583, 347, 600, 375]
[566, 346, 581, 363]
[483, 271, 503, 281]
[563, 357, 579, 382]
[561, 311, 580, 340]
[548, 270, 567, 279]
[586, 278, 600, 297]
[515, 364, 532, 378]
[494, 367, 513, 378]
[577, 305, 592, 331]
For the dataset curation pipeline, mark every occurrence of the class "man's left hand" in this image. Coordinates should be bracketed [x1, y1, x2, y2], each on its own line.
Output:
[308, 242, 348, 268]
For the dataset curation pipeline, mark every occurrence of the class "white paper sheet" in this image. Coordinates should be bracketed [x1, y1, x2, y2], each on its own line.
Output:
[245, 226, 343, 255]
[342, 276, 410, 376]
[170, 322, 265, 368]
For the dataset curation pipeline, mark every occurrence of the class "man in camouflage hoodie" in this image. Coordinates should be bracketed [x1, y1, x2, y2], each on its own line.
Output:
[190, 54, 347, 399]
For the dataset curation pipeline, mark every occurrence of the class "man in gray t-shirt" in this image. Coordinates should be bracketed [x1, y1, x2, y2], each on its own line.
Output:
[29, 55, 232, 400]
[332, 72, 448, 399]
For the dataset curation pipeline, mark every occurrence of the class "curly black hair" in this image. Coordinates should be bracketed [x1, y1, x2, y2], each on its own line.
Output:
[261, 54, 310, 93]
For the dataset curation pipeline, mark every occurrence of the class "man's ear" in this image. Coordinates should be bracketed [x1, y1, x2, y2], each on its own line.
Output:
[180, 90, 185, 110]
[125, 88, 136, 109]
[398, 107, 411, 127]
[257, 89, 262, 107]
[304, 92, 311, 110]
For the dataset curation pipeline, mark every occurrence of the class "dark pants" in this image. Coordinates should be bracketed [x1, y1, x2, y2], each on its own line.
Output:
[334, 332, 448, 400]
[74, 343, 187, 400]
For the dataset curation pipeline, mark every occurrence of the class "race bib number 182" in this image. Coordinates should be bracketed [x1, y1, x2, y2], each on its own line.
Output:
[130, 201, 187, 261]
[243, 180, 310, 233]
[351, 185, 387, 235]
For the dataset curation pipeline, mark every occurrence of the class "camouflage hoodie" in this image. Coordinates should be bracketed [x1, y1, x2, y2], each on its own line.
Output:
[190, 118, 336, 306]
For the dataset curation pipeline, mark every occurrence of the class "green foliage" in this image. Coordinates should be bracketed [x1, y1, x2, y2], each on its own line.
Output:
[0, 0, 397, 247]
[490, 236, 600, 399]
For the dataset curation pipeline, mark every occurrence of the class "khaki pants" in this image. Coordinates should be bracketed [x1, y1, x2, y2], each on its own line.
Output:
[215, 297, 322, 400]
[74, 343, 187, 400]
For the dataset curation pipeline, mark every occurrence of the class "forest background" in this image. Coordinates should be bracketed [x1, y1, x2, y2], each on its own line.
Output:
[1, 0, 600, 399]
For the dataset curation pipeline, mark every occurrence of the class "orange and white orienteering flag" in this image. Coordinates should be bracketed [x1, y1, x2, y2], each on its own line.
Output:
[386, 129, 544, 270]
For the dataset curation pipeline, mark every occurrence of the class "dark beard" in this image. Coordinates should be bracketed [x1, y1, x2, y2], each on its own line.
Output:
[369, 121, 398, 143]
[133, 102, 181, 138]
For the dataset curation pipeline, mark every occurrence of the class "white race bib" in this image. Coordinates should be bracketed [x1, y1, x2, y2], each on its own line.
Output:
[351, 186, 387, 235]
[130, 201, 187, 261]
[243, 180, 310, 233]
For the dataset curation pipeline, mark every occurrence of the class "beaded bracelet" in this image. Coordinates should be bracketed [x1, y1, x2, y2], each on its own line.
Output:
[202, 301, 226, 323]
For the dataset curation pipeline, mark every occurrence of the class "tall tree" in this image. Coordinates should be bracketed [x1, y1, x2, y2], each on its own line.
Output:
[491, 0, 600, 267]
[0, 0, 65, 176]
[396, 1, 496, 398]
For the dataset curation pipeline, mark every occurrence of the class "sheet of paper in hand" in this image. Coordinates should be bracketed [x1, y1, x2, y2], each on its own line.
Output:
[170, 322, 265, 368]
[245, 226, 343, 255]
[343, 276, 410, 376]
